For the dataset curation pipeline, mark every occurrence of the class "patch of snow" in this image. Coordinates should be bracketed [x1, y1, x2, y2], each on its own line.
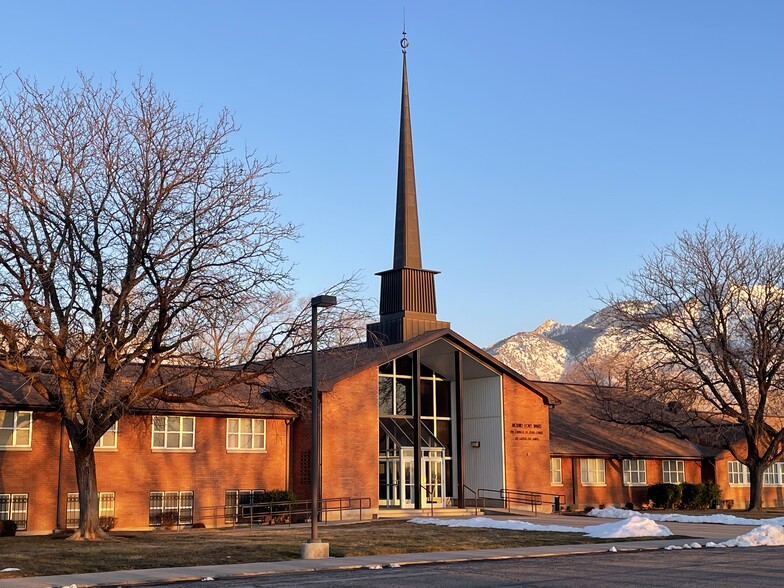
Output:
[366, 564, 383, 570]
[608, 546, 617, 552]
[0, 568, 20, 573]
[721, 524, 784, 547]
[410, 515, 671, 539]
[588, 506, 784, 526]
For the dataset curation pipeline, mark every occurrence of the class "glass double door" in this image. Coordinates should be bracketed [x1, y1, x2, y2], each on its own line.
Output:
[379, 448, 444, 509]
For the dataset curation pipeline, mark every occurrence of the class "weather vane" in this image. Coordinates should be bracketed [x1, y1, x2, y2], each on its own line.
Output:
[401, 7, 408, 53]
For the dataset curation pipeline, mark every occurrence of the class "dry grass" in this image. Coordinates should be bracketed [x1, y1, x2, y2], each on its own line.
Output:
[0, 520, 624, 579]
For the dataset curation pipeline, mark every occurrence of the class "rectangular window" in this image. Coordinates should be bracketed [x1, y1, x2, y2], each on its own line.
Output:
[550, 458, 563, 485]
[224, 489, 265, 523]
[151, 416, 195, 450]
[728, 461, 750, 486]
[662, 460, 685, 484]
[66, 492, 116, 528]
[580, 458, 606, 486]
[96, 422, 119, 450]
[226, 418, 266, 451]
[623, 459, 648, 486]
[0, 411, 32, 449]
[0, 494, 29, 531]
[149, 491, 194, 526]
[764, 462, 784, 486]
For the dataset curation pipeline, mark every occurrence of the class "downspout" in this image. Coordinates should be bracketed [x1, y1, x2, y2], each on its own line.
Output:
[55, 417, 65, 532]
[571, 457, 578, 508]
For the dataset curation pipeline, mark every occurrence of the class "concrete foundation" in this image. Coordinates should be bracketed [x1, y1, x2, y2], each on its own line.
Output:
[300, 541, 330, 559]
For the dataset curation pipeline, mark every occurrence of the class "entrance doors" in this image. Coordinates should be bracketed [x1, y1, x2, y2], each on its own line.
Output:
[422, 449, 445, 507]
[379, 444, 445, 509]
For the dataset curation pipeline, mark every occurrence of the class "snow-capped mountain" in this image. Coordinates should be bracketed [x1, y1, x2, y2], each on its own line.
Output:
[486, 307, 623, 382]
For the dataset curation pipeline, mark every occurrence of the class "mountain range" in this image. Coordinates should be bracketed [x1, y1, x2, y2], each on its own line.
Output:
[486, 307, 621, 382]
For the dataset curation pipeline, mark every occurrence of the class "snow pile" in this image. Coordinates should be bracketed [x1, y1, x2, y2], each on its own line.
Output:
[583, 515, 672, 539]
[409, 516, 584, 533]
[721, 524, 784, 547]
[588, 506, 784, 526]
[410, 516, 672, 539]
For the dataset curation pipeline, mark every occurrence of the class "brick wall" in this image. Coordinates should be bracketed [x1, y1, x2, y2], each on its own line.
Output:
[1, 410, 289, 533]
[554, 457, 702, 510]
[501, 377, 552, 494]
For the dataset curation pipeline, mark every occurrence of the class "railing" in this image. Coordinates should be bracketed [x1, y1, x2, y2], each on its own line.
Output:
[421, 485, 436, 517]
[478, 488, 566, 516]
[462, 484, 479, 516]
[200, 496, 371, 529]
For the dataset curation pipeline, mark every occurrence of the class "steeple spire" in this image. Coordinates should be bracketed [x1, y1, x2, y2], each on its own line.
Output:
[367, 33, 450, 345]
[394, 30, 422, 269]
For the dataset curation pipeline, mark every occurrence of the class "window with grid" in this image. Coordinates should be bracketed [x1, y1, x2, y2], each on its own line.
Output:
[662, 460, 685, 483]
[580, 458, 606, 486]
[0, 411, 32, 449]
[0, 494, 28, 531]
[96, 422, 119, 450]
[728, 461, 750, 486]
[300, 450, 311, 485]
[151, 416, 195, 450]
[764, 462, 784, 486]
[550, 458, 563, 485]
[226, 418, 266, 451]
[378, 356, 413, 416]
[224, 489, 265, 523]
[623, 459, 647, 486]
[66, 492, 116, 528]
[149, 491, 194, 526]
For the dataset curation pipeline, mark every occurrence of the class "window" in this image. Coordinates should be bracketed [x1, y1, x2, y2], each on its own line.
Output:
[728, 461, 750, 486]
[66, 492, 115, 528]
[0, 494, 28, 531]
[226, 418, 266, 451]
[70, 422, 119, 451]
[580, 458, 606, 486]
[550, 458, 563, 485]
[662, 460, 685, 484]
[96, 422, 118, 450]
[0, 411, 32, 449]
[764, 463, 784, 486]
[378, 356, 413, 416]
[622, 459, 647, 486]
[224, 489, 265, 523]
[151, 416, 195, 450]
[149, 491, 194, 526]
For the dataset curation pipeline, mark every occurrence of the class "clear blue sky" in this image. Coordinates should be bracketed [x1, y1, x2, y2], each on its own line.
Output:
[2, 1, 782, 346]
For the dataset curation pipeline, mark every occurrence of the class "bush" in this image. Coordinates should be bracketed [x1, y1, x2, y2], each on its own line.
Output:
[158, 511, 180, 530]
[700, 481, 722, 509]
[0, 520, 17, 537]
[648, 483, 682, 509]
[99, 516, 118, 532]
[678, 482, 722, 510]
[679, 482, 702, 509]
[257, 489, 297, 524]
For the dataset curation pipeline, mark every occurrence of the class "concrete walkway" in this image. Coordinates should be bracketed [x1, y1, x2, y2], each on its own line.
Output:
[0, 515, 760, 588]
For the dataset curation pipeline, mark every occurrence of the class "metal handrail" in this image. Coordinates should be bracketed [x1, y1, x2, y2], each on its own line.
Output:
[420, 485, 436, 517]
[477, 488, 566, 516]
[462, 484, 479, 516]
[199, 496, 372, 529]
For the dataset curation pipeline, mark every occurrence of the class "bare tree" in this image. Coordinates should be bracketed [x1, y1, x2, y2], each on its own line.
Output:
[587, 225, 784, 510]
[0, 73, 310, 538]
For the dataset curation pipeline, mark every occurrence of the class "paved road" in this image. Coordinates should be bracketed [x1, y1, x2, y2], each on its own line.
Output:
[160, 547, 784, 588]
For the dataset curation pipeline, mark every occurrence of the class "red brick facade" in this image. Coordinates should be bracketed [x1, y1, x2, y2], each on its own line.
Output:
[1, 411, 290, 532]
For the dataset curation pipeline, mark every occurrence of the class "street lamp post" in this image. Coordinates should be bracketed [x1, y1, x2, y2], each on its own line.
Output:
[300, 294, 337, 560]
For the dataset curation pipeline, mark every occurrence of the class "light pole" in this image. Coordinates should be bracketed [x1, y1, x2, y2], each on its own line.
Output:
[301, 294, 337, 560]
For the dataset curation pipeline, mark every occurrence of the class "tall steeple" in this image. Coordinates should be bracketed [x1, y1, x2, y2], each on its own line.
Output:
[368, 33, 450, 346]
[393, 38, 422, 270]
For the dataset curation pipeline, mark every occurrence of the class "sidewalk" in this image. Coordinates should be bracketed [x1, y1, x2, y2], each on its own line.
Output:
[0, 515, 758, 588]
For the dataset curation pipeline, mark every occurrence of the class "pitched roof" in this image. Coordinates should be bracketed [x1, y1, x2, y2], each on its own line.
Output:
[263, 328, 558, 405]
[0, 364, 295, 419]
[537, 381, 704, 458]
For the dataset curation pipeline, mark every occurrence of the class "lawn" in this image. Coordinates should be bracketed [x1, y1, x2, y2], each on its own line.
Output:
[0, 520, 628, 579]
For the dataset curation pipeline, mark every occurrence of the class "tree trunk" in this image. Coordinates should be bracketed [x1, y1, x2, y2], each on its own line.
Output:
[68, 442, 110, 540]
[746, 461, 766, 512]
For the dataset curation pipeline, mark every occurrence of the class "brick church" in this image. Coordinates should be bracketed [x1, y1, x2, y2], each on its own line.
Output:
[0, 37, 770, 533]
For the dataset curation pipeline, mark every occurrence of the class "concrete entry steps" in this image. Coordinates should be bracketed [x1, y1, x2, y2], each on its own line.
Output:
[375, 508, 483, 519]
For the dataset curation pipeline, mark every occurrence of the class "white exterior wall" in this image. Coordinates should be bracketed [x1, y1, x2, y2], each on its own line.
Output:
[462, 376, 504, 493]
